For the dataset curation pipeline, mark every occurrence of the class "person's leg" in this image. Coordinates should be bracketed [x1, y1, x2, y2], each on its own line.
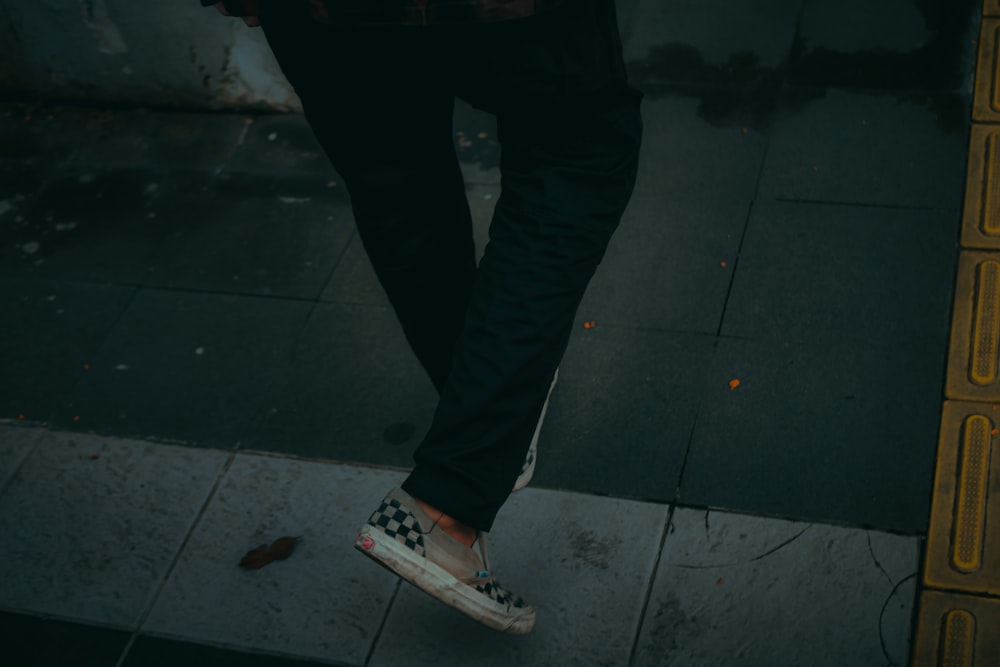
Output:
[261, 7, 476, 392]
[401, 0, 644, 531]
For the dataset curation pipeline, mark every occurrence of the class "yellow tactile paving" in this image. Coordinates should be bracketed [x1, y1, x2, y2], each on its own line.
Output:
[912, 591, 1000, 667]
[962, 125, 1000, 249]
[945, 251, 1000, 401]
[925, 402, 1000, 594]
[987, 0, 1000, 18]
[974, 19, 1000, 122]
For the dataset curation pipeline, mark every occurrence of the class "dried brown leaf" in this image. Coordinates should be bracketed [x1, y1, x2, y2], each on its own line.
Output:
[238, 536, 300, 570]
[239, 544, 270, 569]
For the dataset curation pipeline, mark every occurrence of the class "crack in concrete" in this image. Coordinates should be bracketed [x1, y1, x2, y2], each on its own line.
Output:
[670, 523, 814, 570]
[867, 532, 894, 587]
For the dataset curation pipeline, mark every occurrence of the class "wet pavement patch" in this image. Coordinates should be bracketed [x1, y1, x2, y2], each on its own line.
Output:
[790, 0, 979, 91]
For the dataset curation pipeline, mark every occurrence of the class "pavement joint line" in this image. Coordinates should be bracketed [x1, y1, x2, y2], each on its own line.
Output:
[363, 579, 403, 667]
[914, 5, 1000, 665]
[0, 424, 45, 499]
[626, 502, 676, 667]
[117, 447, 241, 667]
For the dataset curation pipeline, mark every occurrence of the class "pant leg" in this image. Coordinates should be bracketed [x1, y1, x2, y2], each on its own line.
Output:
[261, 8, 477, 392]
[402, 0, 643, 530]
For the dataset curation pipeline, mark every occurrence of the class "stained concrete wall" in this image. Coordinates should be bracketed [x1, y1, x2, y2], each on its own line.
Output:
[0, 1, 298, 110]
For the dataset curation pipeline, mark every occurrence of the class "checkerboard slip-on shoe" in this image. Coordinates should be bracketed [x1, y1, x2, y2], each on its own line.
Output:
[354, 487, 535, 634]
[513, 368, 559, 492]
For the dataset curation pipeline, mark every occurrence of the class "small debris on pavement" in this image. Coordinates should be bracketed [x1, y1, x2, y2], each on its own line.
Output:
[729, 379, 741, 391]
[239, 536, 300, 570]
[583, 320, 597, 329]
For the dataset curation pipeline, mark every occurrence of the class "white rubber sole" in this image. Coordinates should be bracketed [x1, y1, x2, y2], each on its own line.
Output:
[354, 525, 536, 635]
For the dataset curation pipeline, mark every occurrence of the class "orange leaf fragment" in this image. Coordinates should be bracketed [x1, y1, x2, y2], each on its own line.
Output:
[239, 536, 300, 570]
[728, 379, 741, 390]
[583, 320, 597, 329]
[992, 429, 998, 436]
[720, 261, 727, 268]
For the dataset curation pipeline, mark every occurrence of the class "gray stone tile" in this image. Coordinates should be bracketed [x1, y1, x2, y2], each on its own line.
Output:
[721, 200, 957, 345]
[145, 455, 406, 666]
[681, 336, 942, 533]
[0, 278, 135, 423]
[321, 182, 497, 306]
[759, 89, 968, 208]
[624, 0, 801, 83]
[67, 109, 251, 171]
[585, 95, 767, 335]
[369, 488, 669, 666]
[240, 302, 437, 466]
[227, 113, 330, 176]
[53, 289, 312, 448]
[790, 0, 978, 91]
[537, 326, 713, 502]
[633, 508, 918, 666]
[635, 96, 768, 201]
[144, 171, 355, 299]
[0, 164, 47, 226]
[0, 169, 181, 283]
[0, 431, 227, 627]
[580, 194, 747, 334]
[0, 105, 90, 166]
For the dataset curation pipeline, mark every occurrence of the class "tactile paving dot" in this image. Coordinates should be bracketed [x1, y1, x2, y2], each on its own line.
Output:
[946, 252, 1000, 401]
[912, 591, 1000, 667]
[925, 402, 1000, 594]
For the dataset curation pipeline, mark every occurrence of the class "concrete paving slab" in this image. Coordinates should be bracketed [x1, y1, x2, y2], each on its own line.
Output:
[0, 611, 131, 667]
[66, 109, 250, 171]
[721, 200, 957, 346]
[0, 164, 47, 226]
[0, 168, 182, 284]
[0, 105, 91, 166]
[537, 325, 712, 502]
[321, 182, 497, 307]
[624, 0, 800, 84]
[634, 96, 768, 201]
[633, 508, 918, 667]
[579, 193, 747, 334]
[368, 488, 669, 667]
[0, 431, 227, 627]
[682, 336, 942, 533]
[0, 278, 135, 424]
[759, 89, 968, 208]
[227, 113, 329, 175]
[52, 289, 312, 448]
[144, 455, 407, 666]
[0, 425, 41, 490]
[123, 635, 328, 667]
[792, 0, 978, 91]
[142, 170, 355, 299]
[240, 302, 436, 466]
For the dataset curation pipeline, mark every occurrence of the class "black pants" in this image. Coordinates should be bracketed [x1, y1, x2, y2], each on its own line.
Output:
[262, 0, 642, 531]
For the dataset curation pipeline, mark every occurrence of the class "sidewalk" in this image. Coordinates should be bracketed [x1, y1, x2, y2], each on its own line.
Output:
[0, 0, 984, 665]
